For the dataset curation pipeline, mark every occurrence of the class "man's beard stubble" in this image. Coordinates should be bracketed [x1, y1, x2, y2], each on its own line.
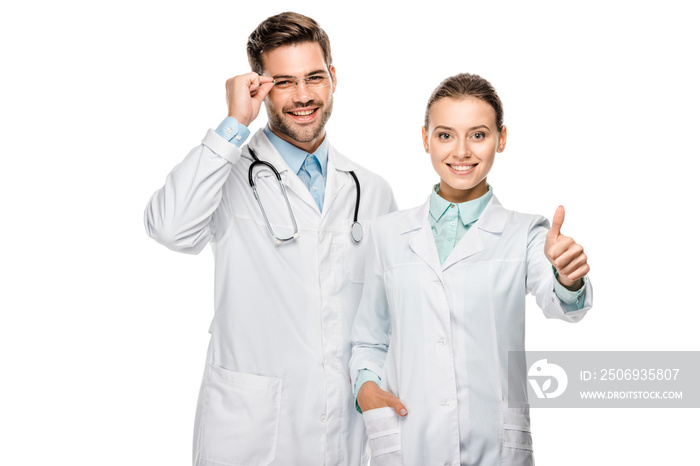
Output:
[265, 98, 334, 144]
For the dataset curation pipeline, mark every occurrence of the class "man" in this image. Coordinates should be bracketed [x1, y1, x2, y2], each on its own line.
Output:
[144, 12, 395, 466]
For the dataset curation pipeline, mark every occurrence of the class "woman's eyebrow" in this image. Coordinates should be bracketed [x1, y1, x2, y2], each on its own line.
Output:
[433, 125, 455, 131]
[433, 124, 491, 131]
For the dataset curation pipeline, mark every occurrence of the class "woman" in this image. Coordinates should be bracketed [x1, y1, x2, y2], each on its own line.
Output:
[349, 73, 592, 466]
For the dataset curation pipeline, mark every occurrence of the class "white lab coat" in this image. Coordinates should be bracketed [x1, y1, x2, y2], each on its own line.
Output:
[145, 128, 396, 466]
[349, 195, 592, 466]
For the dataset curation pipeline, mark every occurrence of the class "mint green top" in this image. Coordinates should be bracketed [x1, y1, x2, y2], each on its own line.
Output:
[429, 184, 494, 264]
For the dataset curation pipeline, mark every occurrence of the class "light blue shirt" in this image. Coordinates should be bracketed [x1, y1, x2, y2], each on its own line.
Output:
[215, 117, 329, 211]
[215, 117, 250, 148]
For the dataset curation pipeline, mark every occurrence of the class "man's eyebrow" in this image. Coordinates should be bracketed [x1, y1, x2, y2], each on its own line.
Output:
[305, 69, 327, 77]
[272, 70, 328, 80]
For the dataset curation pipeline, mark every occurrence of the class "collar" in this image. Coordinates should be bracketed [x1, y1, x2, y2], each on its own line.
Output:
[263, 125, 329, 176]
[399, 191, 507, 237]
[429, 184, 493, 226]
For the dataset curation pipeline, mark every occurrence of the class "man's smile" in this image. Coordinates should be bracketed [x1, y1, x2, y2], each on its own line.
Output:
[286, 106, 320, 122]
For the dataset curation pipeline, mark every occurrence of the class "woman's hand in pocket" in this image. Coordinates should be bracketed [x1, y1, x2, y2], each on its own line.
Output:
[357, 381, 408, 417]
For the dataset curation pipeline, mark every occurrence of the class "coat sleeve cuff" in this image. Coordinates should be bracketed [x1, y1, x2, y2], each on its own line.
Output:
[201, 128, 243, 165]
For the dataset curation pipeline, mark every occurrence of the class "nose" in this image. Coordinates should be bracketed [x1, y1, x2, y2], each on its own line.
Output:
[454, 138, 470, 159]
[292, 79, 311, 102]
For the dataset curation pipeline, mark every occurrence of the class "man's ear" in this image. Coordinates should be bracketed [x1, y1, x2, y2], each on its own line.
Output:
[329, 65, 337, 92]
[497, 125, 507, 152]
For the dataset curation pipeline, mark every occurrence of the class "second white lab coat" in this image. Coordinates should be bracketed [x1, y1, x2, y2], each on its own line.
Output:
[350, 195, 592, 466]
[145, 129, 396, 465]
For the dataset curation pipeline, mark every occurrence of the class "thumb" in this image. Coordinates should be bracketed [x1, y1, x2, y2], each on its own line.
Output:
[548, 205, 565, 240]
[252, 81, 274, 104]
[391, 397, 408, 417]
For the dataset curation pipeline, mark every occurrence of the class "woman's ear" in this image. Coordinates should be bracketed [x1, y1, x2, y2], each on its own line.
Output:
[422, 126, 430, 153]
[497, 125, 508, 152]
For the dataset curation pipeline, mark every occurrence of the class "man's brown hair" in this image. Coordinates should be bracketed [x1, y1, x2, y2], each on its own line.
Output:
[247, 12, 333, 75]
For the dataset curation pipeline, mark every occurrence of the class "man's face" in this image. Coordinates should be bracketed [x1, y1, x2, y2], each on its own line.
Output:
[261, 42, 336, 153]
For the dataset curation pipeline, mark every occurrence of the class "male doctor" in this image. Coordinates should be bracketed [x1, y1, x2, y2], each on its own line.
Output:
[144, 12, 395, 466]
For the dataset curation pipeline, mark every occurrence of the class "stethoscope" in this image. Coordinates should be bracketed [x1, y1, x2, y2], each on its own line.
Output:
[248, 147, 363, 245]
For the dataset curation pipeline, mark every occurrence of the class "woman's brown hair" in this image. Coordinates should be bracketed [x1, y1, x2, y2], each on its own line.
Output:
[424, 73, 504, 132]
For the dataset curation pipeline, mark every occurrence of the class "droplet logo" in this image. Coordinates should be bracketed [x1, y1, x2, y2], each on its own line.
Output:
[528, 359, 568, 399]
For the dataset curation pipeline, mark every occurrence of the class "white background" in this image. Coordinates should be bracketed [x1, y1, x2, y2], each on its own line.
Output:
[1, 0, 698, 464]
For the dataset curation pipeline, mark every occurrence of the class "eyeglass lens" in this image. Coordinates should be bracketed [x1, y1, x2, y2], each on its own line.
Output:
[272, 75, 331, 91]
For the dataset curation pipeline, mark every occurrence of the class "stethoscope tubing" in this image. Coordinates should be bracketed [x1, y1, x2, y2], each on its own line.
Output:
[247, 146, 362, 244]
[248, 147, 300, 244]
[348, 170, 362, 243]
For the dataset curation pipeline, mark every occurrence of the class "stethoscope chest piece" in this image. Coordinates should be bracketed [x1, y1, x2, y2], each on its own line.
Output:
[351, 221, 363, 243]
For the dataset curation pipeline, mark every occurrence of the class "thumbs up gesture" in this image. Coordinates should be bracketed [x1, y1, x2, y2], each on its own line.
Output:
[545, 206, 589, 290]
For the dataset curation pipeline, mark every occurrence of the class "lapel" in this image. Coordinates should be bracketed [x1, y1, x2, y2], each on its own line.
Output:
[404, 199, 445, 281]
[441, 195, 508, 271]
[247, 129, 320, 213]
[321, 145, 360, 222]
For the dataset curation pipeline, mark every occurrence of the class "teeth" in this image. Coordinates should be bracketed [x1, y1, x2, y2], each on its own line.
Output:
[291, 109, 315, 116]
[451, 164, 475, 171]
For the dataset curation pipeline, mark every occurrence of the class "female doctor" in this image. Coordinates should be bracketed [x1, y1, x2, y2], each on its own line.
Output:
[349, 73, 592, 466]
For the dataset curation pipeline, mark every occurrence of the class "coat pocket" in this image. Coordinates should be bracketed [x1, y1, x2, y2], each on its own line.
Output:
[197, 364, 282, 466]
[362, 406, 403, 465]
[501, 401, 534, 466]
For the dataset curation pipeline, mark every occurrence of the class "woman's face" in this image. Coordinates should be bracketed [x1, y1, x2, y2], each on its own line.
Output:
[422, 97, 507, 203]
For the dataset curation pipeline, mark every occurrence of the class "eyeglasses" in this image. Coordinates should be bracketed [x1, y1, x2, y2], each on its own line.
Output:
[271, 74, 332, 92]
